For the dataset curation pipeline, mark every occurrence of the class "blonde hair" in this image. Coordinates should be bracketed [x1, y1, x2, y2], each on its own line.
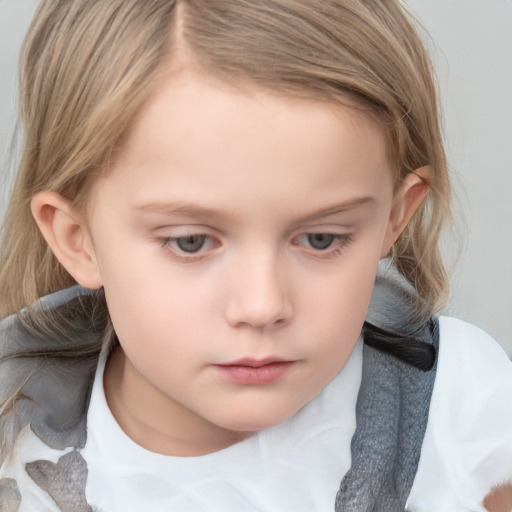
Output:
[0, 0, 450, 320]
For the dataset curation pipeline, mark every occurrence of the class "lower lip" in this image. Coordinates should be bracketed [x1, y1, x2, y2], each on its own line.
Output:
[212, 362, 295, 385]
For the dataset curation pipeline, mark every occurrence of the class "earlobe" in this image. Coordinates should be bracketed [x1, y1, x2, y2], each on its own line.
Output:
[31, 191, 103, 289]
[381, 166, 431, 257]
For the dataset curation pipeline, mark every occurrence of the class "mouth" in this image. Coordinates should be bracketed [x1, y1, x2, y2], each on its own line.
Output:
[212, 358, 295, 385]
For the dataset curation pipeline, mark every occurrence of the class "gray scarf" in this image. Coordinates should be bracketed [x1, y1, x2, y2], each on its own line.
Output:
[336, 261, 438, 511]
[0, 260, 438, 511]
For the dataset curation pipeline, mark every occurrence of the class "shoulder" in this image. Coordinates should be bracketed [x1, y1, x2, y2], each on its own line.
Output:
[434, 316, 512, 435]
[436, 315, 512, 381]
[408, 317, 512, 511]
[438, 315, 510, 359]
[434, 316, 512, 420]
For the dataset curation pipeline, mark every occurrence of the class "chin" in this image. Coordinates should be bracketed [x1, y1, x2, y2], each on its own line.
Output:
[214, 403, 299, 434]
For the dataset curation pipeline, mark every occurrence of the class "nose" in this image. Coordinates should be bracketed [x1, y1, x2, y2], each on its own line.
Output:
[225, 251, 293, 330]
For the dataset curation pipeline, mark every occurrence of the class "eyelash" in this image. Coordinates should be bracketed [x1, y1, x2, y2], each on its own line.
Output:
[157, 232, 353, 262]
[157, 234, 217, 262]
[293, 233, 353, 259]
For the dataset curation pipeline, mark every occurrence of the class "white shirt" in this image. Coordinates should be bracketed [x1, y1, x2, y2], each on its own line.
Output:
[3, 317, 512, 511]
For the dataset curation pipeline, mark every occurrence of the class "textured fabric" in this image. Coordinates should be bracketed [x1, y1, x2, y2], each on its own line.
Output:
[336, 325, 438, 511]
[0, 289, 103, 511]
[0, 288, 103, 453]
[25, 451, 91, 512]
[335, 261, 439, 512]
[0, 478, 22, 511]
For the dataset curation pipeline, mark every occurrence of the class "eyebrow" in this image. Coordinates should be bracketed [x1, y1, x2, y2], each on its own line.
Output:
[135, 202, 237, 221]
[135, 196, 375, 222]
[297, 196, 376, 222]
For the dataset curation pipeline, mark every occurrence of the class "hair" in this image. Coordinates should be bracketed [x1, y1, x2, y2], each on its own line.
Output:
[0, 0, 450, 319]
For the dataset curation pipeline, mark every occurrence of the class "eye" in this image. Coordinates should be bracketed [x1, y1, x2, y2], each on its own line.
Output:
[294, 232, 353, 257]
[306, 233, 335, 250]
[174, 235, 207, 253]
[157, 233, 219, 261]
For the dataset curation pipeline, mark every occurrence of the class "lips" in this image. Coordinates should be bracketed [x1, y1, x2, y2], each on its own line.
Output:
[212, 358, 295, 385]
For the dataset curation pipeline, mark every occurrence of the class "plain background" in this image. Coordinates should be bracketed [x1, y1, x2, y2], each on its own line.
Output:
[1, 1, 511, 355]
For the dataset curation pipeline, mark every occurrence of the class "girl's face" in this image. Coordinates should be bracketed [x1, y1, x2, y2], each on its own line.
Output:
[81, 68, 414, 455]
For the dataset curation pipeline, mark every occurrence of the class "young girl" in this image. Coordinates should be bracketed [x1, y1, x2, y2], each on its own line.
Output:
[0, 1, 511, 511]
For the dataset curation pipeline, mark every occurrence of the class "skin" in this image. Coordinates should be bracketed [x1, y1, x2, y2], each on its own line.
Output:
[32, 67, 429, 456]
[484, 485, 512, 512]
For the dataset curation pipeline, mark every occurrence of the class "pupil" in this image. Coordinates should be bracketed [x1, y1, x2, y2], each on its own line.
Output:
[176, 235, 206, 253]
[308, 233, 334, 250]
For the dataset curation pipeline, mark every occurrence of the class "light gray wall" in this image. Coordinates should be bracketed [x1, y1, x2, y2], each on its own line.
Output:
[406, 0, 512, 355]
[0, 0, 39, 216]
[1, 1, 511, 355]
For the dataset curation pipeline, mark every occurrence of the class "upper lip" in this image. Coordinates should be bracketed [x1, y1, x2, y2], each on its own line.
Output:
[216, 357, 293, 368]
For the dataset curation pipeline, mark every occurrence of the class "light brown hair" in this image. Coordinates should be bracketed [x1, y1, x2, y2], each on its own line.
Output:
[0, 0, 450, 320]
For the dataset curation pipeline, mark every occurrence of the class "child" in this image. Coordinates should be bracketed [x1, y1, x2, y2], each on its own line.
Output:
[0, 0, 511, 510]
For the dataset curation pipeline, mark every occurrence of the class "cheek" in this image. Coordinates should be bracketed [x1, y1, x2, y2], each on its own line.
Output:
[303, 256, 379, 327]
[102, 258, 219, 369]
[297, 255, 379, 365]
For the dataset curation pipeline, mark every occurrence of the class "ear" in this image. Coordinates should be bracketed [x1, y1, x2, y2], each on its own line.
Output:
[31, 191, 103, 289]
[381, 166, 431, 258]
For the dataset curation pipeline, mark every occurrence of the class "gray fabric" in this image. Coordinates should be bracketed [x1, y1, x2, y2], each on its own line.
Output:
[0, 478, 22, 511]
[366, 261, 432, 343]
[0, 288, 104, 451]
[0, 288, 103, 511]
[26, 451, 92, 512]
[335, 260, 439, 511]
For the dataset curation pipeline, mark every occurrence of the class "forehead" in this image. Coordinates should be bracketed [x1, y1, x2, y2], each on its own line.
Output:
[93, 68, 394, 217]
[129, 67, 387, 146]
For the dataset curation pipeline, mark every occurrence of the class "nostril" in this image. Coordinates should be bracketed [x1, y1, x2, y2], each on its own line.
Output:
[225, 294, 293, 329]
